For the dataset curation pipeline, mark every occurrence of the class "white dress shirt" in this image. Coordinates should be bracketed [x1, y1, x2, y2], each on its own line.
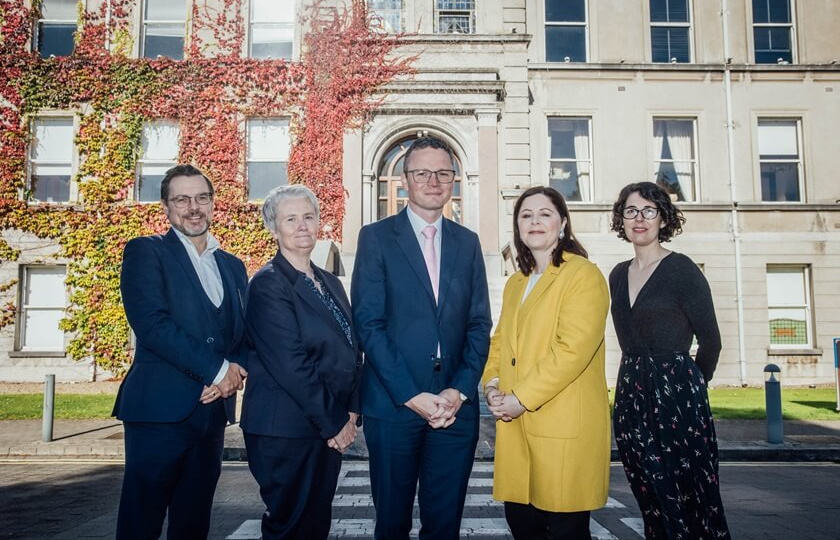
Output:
[171, 228, 229, 384]
[404, 208, 466, 402]
[405, 205, 442, 279]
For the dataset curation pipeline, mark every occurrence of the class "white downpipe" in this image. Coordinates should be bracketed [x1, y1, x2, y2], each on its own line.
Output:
[721, 0, 748, 386]
[104, 0, 111, 51]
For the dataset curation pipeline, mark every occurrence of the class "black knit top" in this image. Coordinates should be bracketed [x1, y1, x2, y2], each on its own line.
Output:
[609, 252, 722, 381]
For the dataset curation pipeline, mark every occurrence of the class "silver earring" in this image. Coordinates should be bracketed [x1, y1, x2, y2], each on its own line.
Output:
[559, 230, 565, 241]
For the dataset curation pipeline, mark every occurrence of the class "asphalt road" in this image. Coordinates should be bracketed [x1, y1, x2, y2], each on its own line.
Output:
[1, 460, 838, 539]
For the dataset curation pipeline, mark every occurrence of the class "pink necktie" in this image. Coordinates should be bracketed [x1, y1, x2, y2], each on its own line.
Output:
[421, 225, 438, 300]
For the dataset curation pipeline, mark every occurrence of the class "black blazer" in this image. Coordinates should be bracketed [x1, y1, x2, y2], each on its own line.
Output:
[113, 229, 249, 424]
[240, 251, 362, 439]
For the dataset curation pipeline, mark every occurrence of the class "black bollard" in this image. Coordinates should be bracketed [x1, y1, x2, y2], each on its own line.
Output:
[764, 364, 783, 444]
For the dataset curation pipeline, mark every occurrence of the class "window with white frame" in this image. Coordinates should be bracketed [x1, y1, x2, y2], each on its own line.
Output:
[250, 0, 294, 59]
[137, 121, 179, 202]
[435, 0, 475, 34]
[35, 0, 76, 58]
[758, 118, 802, 202]
[548, 117, 592, 202]
[142, 0, 186, 60]
[650, 0, 691, 63]
[545, 0, 587, 62]
[766, 265, 812, 348]
[28, 117, 73, 204]
[17, 266, 66, 352]
[247, 119, 290, 201]
[653, 118, 697, 202]
[369, 0, 403, 33]
[752, 0, 794, 64]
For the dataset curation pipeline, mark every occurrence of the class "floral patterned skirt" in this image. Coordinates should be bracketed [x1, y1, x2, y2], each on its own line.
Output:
[613, 352, 731, 540]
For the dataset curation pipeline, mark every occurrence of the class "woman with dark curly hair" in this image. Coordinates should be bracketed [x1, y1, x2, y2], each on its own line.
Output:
[609, 182, 730, 540]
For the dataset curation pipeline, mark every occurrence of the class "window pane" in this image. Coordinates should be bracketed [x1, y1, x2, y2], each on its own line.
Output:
[32, 118, 73, 161]
[141, 122, 179, 160]
[548, 118, 588, 159]
[253, 0, 295, 22]
[651, 27, 690, 62]
[767, 269, 806, 305]
[23, 309, 65, 350]
[25, 267, 66, 307]
[37, 23, 75, 57]
[768, 308, 807, 345]
[550, 162, 583, 201]
[137, 164, 169, 202]
[144, 24, 184, 59]
[145, 0, 186, 21]
[30, 171, 71, 203]
[438, 14, 474, 33]
[42, 0, 77, 19]
[545, 26, 586, 62]
[251, 25, 294, 59]
[753, 0, 791, 23]
[655, 161, 695, 202]
[758, 121, 797, 157]
[248, 119, 291, 160]
[768, 0, 791, 23]
[438, 0, 475, 9]
[546, 0, 586, 23]
[760, 162, 799, 201]
[754, 27, 792, 63]
[651, 0, 689, 23]
[369, 0, 403, 33]
[248, 162, 288, 200]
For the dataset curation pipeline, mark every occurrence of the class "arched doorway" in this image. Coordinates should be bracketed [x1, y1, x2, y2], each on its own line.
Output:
[376, 137, 463, 223]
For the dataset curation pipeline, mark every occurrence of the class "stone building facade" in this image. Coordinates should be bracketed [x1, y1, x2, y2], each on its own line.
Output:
[2, 0, 839, 385]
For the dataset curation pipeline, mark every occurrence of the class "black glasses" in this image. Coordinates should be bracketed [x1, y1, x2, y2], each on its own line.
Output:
[406, 169, 456, 184]
[622, 206, 659, 220]
[168, 192, 213, 209]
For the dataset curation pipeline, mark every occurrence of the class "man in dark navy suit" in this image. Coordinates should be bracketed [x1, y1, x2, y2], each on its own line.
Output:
[351, 137, 492, 540]
[113, 164, 249, 539]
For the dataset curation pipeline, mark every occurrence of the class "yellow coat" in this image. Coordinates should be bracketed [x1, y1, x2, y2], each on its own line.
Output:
[481, 253, 610, 512]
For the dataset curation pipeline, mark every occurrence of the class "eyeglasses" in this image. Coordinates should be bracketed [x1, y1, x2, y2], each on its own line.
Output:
[622, 206, 659, 220]
[168, 192, 213, 209]
[406, 169, 456, 184]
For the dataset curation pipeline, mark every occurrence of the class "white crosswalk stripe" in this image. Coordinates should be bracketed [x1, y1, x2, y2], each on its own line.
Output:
[227, 461, 638, 539]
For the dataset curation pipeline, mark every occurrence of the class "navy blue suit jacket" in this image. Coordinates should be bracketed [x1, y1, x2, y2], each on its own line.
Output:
[240, 252, 362, 440]
[113, 229, 248, 424]
[351, 210, 492, 422]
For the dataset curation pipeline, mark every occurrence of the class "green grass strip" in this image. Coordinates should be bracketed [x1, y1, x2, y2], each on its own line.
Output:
[0, 394, 116, 420]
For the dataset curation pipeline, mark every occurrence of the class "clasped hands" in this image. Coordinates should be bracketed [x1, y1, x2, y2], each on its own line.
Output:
[484, 387, 526, 422]
[199, 362, 248, 404]
[328, 412, 359, 454]
[406, 388, 463, 429]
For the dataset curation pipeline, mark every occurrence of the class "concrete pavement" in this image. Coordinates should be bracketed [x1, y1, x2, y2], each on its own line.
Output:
[2, 416, 839, 461]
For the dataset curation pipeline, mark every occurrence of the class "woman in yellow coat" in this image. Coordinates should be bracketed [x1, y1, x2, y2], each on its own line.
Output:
[482, 186, 610, 540]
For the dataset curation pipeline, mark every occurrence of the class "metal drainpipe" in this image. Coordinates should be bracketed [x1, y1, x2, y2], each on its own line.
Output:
[104, 0, 111, 51]
[721, 0, 748, 386]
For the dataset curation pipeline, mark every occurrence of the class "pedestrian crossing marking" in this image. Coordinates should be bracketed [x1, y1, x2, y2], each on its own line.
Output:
[226, 460, 637, 539]
[620, 517, 645, 537]
[228, 517, 624, 539]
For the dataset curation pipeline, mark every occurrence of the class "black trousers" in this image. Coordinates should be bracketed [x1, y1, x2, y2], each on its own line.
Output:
[116, 400, 226, 540]
[504, 502, 591, 540]
[244, 433, 341, 540]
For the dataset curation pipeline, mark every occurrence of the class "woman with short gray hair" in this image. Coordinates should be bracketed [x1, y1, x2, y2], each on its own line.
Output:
[241, 184, 362, 539]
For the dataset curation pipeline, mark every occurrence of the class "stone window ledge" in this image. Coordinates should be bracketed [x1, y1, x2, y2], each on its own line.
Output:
[7, 351, 67, 358]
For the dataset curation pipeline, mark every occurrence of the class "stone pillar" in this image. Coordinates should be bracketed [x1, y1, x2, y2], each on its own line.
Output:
[342, 129, 363, 252]
[475, 108, 500, 253]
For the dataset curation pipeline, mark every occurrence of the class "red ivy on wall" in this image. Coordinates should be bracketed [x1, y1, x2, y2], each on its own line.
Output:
[0, 0, 413, 374]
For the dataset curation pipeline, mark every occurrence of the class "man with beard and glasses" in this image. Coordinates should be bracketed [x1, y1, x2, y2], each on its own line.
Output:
[113, 164, 249, 540]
